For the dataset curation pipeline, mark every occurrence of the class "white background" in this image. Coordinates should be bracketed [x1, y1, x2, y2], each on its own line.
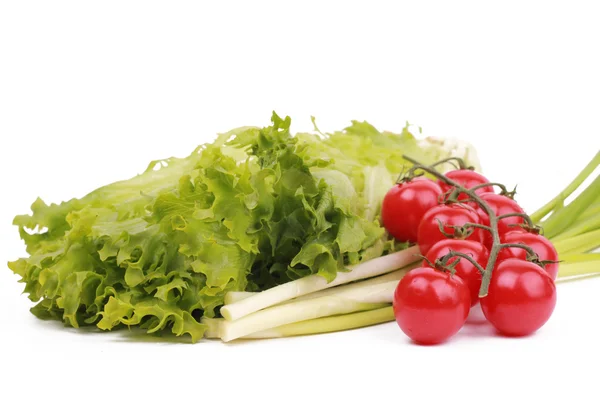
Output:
[1, 1, 599, 399]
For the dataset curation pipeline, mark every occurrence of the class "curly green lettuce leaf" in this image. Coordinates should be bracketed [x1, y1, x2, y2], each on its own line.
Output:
[8, 112, 479, 342]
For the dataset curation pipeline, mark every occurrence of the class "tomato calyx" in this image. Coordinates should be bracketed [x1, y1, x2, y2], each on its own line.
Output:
[507, 223, 543, 235]
[421, 253, 461, 277]
[536, 258, 561, 270]
[434, 219, 478, 240]
[441, 181, 505, 204]
[496, 242, 561, 275]
[435, 250, 487, 276]
[504, 214, 544, 235]
[437, 220, 494, 240]
[497, 242, 539, 261]
[498, 212, 542, 233]
[396, 171, 425, 184]
[497, 241, 557, 266]
[503, 245, 560, 272]
[497, 185, 518, 199]
[422, 248, 488, 280]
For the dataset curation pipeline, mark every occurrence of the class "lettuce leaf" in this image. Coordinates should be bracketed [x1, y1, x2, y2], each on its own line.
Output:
[7, 112, 479, 342]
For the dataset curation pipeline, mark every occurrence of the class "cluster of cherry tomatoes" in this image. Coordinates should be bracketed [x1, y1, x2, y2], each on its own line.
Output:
[381, 168, 558, 344]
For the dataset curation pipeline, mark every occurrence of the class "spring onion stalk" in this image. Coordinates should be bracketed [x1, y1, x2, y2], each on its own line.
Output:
[202, 306, 396, 340]
[530, 150, 600, 223]
[557, 260, 600, 279]
[559, 253, 600, 264]
[541, 174, 600, 239]
[223, 263, 419, 307]
[220, 246, 420, 321]
[219, 280, 400, 342]
[243, 306, 395, 339]
[282, 263, 418, 303]
[224, 291, 256, 305]
[207, 264, 417, 340]
[552, 211, 600, 242]
[553, 229, 600, 255]
[572, 200, 600, 223]
[203, 267, 415, 340]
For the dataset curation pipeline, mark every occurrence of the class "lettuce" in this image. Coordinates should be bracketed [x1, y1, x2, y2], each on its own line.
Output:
[7, 112, 480, 342]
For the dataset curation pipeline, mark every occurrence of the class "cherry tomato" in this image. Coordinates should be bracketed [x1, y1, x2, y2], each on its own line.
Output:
[417, 203, 485, 256]
[470, 193, 526, 248]
[496, 231, 559, 280]
[438, 169, 494, 201]
[481, 259, 556, 336]
[393, 267, 471, 344]
[382, 178, 443, 243]
[424, 239, 489, 306]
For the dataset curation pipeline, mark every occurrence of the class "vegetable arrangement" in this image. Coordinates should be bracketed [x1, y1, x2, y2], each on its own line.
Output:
[6, 112, 600, 344]
[386, 159, 561, 343]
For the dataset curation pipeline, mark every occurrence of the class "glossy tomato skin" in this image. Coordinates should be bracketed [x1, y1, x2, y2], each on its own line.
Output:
[438, 170, 494, 201]
[381, 178, 443, 243]
[417, 203, 485, 257]
[481, 259, 557, 336]
[496, 231, 559, 280]
[425, 239, 489, 306]
[393, 267, 471, 344]
[471, 193, 526, 248]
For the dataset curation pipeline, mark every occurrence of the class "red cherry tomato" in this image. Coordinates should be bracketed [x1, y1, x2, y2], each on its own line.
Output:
[424, 239, 489, 306]
[470, 193, 526, 248]
[381, 178, 443, 243]
[481, 259, 556, 336]
[438, 169, 494, 201]
[417, 203, 485, 256]
[496, 231, 559, 280]
[393, 267, 471, 344]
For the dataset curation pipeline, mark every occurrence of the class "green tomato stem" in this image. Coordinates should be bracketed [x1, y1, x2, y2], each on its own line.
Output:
[497, 212, 540, 232]
[498, 243, 538, 258]
[403, 155, 507, 298]
[530, 151, 600, 224]
[469, 182, 509, 193]
[428, 156, 471, 170]
[462, 222, 493, 232]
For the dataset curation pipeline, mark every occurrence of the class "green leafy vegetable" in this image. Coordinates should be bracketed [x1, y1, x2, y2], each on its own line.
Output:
[7, 112, 481, 342]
